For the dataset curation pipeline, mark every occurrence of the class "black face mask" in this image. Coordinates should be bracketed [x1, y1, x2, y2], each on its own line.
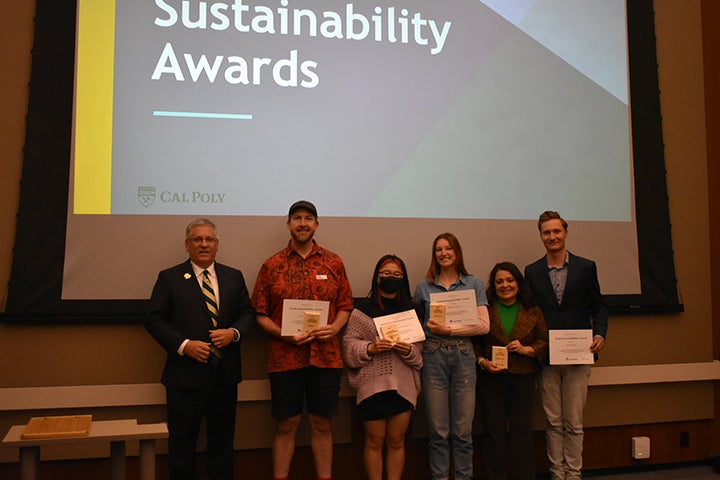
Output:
[378, 277, 404, 294]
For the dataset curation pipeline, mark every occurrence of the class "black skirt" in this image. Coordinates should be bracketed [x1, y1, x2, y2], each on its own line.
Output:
[356, 390, 413, 421]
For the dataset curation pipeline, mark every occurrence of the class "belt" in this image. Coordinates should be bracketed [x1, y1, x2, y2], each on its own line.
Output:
[425, 337, 470, 347]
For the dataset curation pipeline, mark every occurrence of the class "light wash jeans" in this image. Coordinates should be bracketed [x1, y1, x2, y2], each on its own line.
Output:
[538, 364, 591, 480]
[422, 338, 477, 480]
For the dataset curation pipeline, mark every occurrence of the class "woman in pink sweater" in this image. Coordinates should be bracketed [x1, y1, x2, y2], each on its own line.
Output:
[343, 254, 424, 480]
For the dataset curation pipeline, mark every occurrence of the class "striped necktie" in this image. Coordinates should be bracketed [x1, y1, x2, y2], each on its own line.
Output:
[202, 270, 221, 359]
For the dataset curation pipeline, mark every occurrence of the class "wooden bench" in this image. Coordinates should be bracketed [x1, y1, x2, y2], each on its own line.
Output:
[2, 419, 168, 480]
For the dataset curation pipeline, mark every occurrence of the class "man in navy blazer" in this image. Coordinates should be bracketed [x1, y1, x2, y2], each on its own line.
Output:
[525, 211, 608, 480]
[145, 218, 255, 480]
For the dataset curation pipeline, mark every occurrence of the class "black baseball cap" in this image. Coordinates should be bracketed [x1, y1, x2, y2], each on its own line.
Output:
[288, 200, 318, 218]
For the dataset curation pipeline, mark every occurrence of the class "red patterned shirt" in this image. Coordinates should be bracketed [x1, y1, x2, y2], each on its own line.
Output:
[252, 240, 354, 373]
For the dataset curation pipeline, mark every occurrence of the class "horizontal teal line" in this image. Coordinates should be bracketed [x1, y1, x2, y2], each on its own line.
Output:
[153, 111, 253, 120]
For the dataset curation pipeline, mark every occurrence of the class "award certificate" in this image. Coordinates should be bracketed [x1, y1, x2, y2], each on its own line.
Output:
[373, 309, 426, 344]
[281, 299, 330, 336]
[429, 290, 478, 326]
[549, 329, 594, 365]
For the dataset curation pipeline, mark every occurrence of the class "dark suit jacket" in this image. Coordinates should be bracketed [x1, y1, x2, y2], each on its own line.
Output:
[525, 252, 608, 340]
[145, 260, 255, 388]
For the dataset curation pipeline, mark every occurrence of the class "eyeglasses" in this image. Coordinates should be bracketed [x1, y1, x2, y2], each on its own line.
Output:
[190, 236, 218, 245]
[378, 270, 404, 279]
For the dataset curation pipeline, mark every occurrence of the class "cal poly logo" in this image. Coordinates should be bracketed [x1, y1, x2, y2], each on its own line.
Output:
[138, 187, 156, 207]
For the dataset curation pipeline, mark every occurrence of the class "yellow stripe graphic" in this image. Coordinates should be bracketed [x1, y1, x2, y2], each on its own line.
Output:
[73, 0, 116, 214]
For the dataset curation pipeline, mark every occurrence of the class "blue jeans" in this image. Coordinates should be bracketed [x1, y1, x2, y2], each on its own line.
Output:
[422, 338, 477, 480]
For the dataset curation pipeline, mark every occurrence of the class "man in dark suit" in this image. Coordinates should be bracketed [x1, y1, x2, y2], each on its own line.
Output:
[524, 211, 608, 480]
[145, 218, 255, 480]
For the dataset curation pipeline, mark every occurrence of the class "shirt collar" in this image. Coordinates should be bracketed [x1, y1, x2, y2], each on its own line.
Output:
[546, 251, 570, 270]
[432, 273, 468, 288]
[190, 261, 216, 278]
[284, 239, 321, 258]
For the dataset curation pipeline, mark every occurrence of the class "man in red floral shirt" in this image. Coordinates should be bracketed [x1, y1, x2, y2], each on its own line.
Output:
[251, 200, 353, 480]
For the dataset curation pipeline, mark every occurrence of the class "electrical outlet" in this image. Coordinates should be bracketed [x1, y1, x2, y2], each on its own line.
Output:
[632, 437, 650, 459]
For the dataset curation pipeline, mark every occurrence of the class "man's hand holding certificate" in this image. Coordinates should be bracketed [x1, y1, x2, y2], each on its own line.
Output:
[281, 299, 330, 336]
[373, 309, 426, 344]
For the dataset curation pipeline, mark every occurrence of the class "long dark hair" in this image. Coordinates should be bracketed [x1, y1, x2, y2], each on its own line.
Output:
[486, 261, 535, 308]
[359, 254, 413, 317]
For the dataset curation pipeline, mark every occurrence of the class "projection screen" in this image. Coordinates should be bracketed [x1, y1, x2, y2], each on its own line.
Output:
[4, 0, 681, 320]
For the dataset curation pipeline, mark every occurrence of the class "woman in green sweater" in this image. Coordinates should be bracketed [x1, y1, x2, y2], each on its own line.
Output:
[475, 261, 548, 480]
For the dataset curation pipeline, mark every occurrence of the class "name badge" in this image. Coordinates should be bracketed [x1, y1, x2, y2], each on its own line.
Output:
[316, 274, 327, 280]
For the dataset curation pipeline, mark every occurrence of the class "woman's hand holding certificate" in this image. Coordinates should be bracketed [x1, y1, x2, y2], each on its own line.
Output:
[367, 338, 394, 355]
[392, 342, 412, 356]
